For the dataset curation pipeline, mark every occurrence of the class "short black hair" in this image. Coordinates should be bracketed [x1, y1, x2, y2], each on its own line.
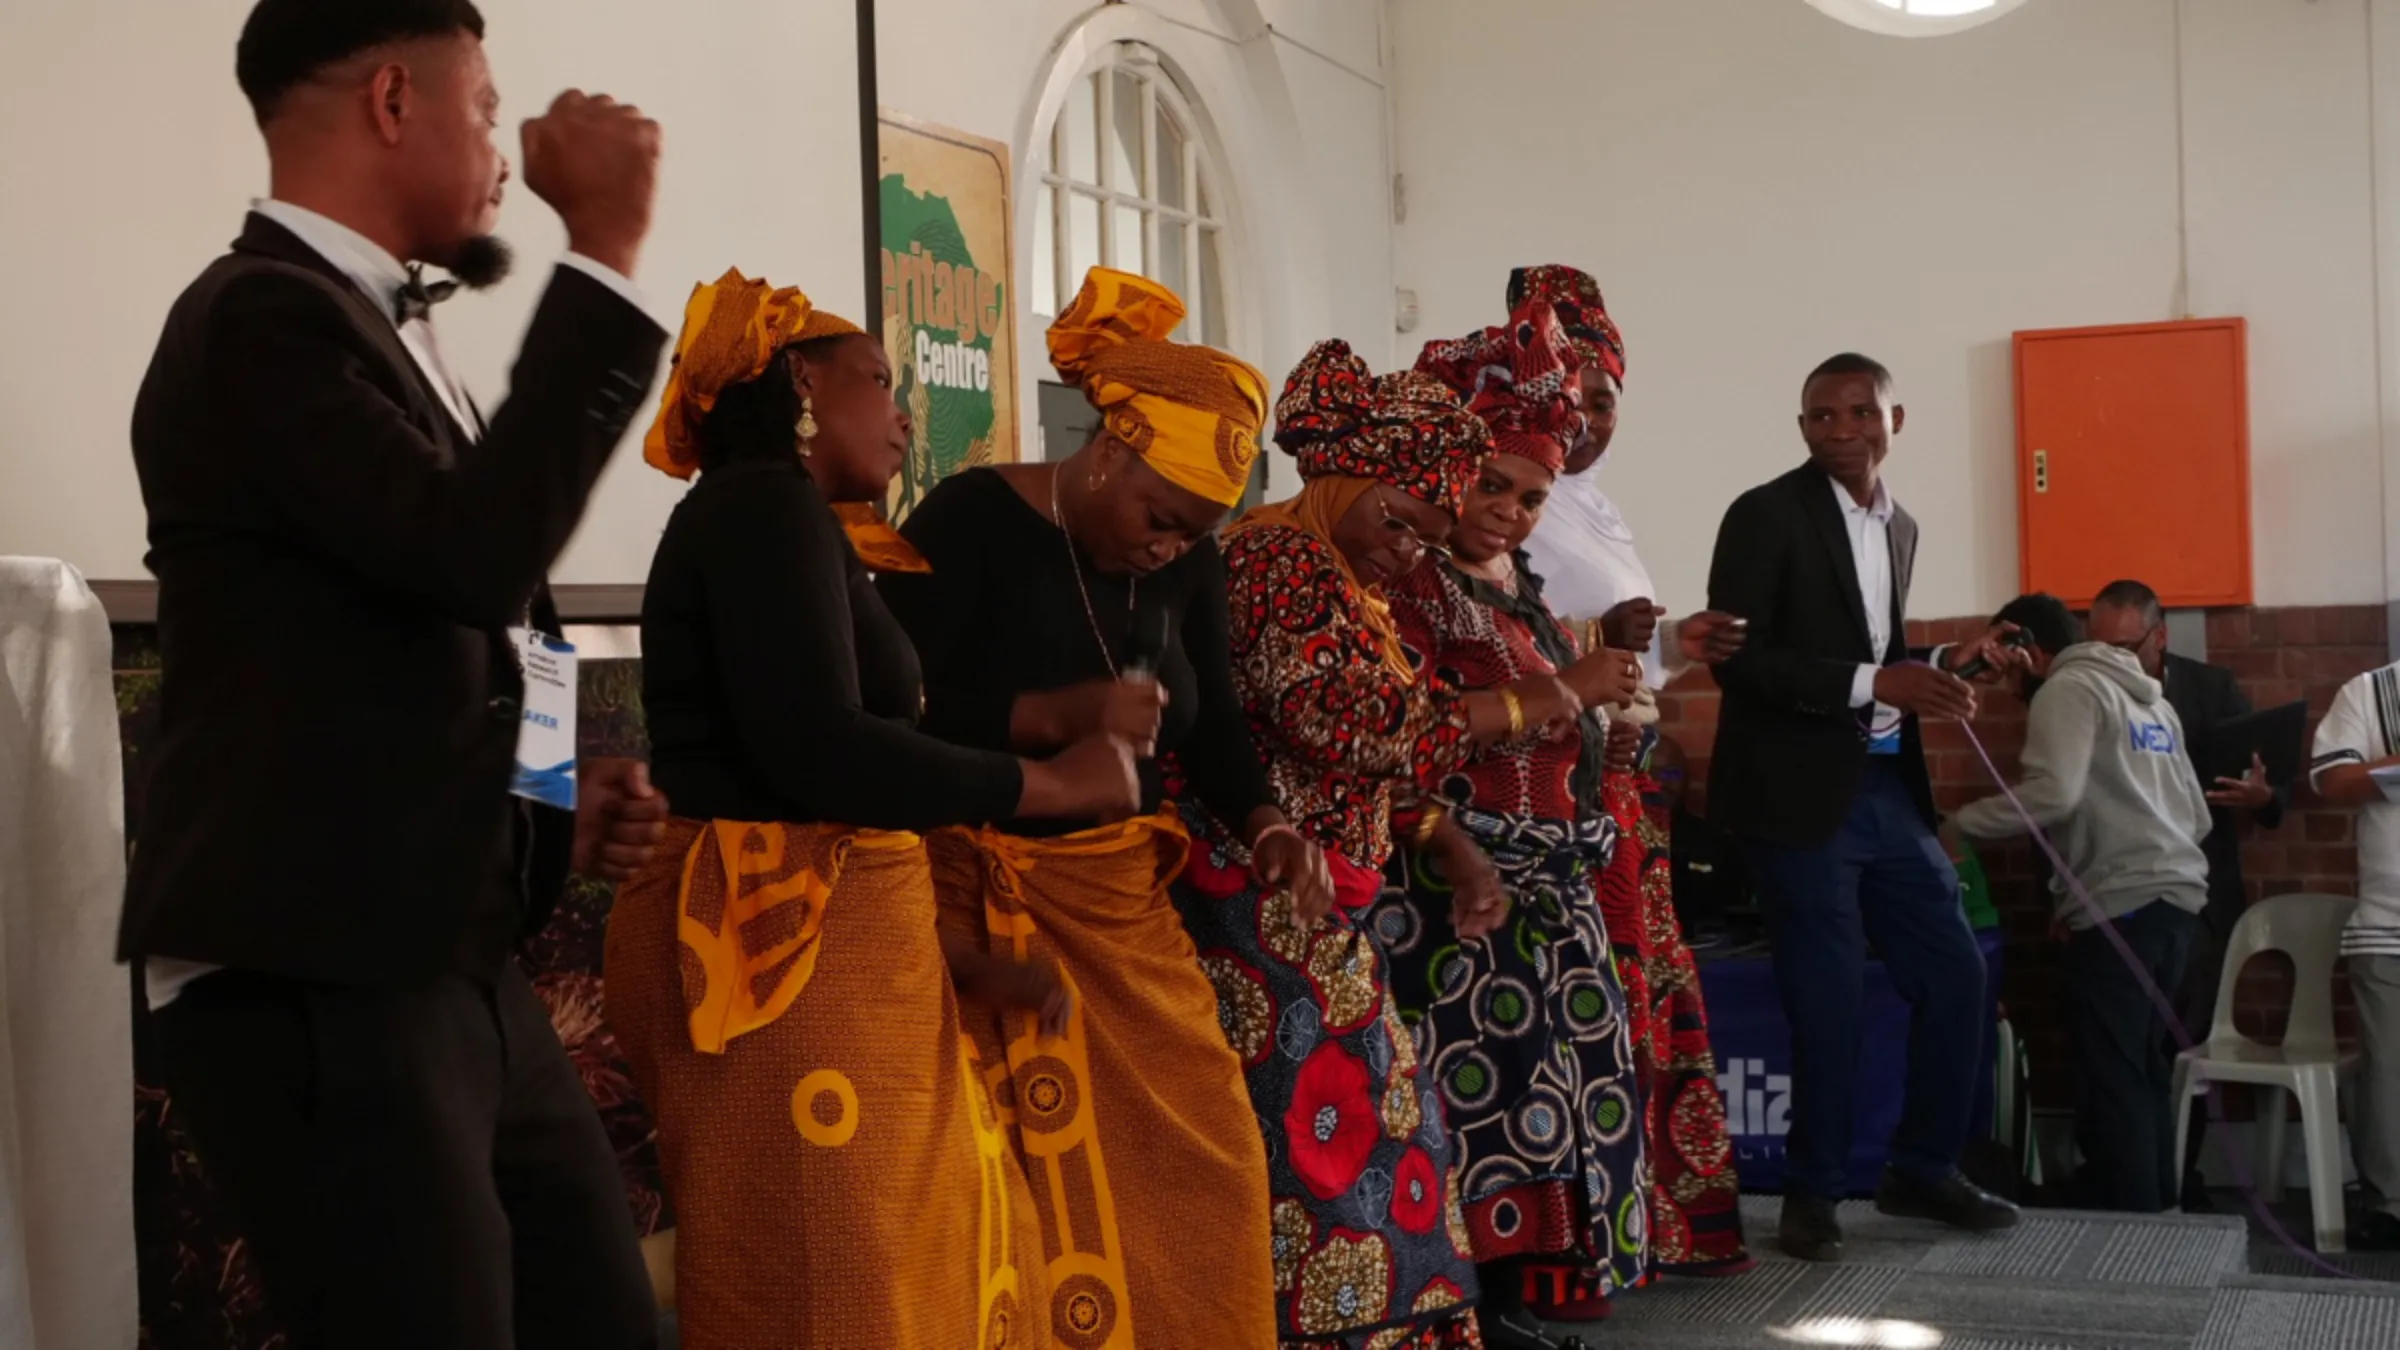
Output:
[2091, 578, 2164, 626]
[236, 0, 485, 124]
[1803, 352, 1895, 400]
[694, 335, 861, 475]
[1994, 592, 2081, 657]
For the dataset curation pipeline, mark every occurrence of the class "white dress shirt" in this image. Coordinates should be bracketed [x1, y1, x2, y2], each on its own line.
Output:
[1832, 475, 1905, 751]
[248, 198, 649, 436]
[144, 205, 646, 1011]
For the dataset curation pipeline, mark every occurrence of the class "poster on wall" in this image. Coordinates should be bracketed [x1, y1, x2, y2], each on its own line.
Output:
[878, 109, 1019, 522]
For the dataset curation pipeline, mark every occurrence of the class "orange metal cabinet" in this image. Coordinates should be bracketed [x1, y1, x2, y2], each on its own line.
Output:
[2011, 317, 2251, 608]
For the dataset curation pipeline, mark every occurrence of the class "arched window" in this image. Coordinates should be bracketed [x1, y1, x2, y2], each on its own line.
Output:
[1804, 0, 2030, 38]
[1029, 39, 1262, 501]
[1031, 42, 1229, 348]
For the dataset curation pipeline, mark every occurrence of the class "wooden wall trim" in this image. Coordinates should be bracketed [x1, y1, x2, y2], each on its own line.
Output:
[88, 580, 156, 624]
[87, 581, 646, 626]
[552, 585, 646, 622]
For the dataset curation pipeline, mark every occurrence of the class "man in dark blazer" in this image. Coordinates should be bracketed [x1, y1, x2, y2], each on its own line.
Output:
[1706, 353, 2023, 1262]
[2087, 578, 2285, 1208]
[120, 4, 670, 1345]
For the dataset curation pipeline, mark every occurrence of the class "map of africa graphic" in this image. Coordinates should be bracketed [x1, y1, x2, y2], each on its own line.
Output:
[883, 174, 1002, 522]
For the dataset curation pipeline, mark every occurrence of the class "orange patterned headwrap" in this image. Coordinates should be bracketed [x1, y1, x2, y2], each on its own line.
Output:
[642, 268, 865, 481]
[1047, 267, 1268, 507]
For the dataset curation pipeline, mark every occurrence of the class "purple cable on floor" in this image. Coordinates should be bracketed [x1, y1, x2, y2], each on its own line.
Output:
[1955, 715, 2360, 1280]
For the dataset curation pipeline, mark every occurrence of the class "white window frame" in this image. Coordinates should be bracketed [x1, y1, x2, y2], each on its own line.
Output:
[1032, 41, 1235, 350]
[1802, 0, 2030, 39]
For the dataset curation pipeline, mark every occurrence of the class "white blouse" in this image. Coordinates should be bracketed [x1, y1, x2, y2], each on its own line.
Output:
[1522, 467, 1673, 689]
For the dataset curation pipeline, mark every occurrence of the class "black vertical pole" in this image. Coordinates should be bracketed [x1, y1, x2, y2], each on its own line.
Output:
[857, 0, 883, 343]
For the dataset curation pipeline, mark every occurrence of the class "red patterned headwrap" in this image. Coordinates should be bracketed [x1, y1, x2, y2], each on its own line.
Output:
[1271, 339, 1494, 516]
[1507, 264, 1624, 388]
[1412, 299, 1589, 475]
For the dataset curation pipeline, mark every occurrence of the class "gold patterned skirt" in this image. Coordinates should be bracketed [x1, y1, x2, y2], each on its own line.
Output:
[605, 817, 1048, 1348]
[929, 812, 1280, 1349]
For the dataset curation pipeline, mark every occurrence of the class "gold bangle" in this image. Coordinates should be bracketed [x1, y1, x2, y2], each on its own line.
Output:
[1499, 687, 1526, 739]
[1413, 804, 1445, 850]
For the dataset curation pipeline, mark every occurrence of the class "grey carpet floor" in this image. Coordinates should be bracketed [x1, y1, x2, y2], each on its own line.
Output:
[1529, 1195, 2400, 1348]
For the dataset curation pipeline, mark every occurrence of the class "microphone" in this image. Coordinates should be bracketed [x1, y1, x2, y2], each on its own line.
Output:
[1124, 610, 1171, 681]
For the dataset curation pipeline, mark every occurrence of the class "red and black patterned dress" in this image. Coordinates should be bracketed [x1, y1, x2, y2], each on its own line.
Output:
[1371, 557, 1649, 1313]
[1594, 764, 1750, 1274]
[1174, 521, 1486, 1350]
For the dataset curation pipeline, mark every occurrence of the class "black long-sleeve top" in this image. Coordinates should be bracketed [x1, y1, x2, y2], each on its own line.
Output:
[641, 457, 1023, 830]
[876, 467, 1275, 838]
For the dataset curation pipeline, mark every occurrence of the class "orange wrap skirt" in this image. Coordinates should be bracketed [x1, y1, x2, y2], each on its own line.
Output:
[606, 816, 1047, 1349]
[929, 812, 1278, 1349]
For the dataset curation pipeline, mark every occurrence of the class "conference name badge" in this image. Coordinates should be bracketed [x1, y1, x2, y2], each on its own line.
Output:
[508, 628, 578, 810]
[1867, 701, 1903, 757]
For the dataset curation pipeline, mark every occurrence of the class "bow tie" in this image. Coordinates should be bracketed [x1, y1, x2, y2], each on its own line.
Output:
[394, 265, 458, 325]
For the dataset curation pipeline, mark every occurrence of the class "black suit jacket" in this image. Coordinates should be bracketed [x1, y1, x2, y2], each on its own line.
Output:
[119, 213, 665, 984]
[2161, 651, 2286, 936]
[1705, 462, 1937, 846]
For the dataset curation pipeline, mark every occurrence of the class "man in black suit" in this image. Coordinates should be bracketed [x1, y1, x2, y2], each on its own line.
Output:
[121, 4, 671, 1345]
[1706, 353, 2023, 1262]
[2086, 577, 2284, 1209]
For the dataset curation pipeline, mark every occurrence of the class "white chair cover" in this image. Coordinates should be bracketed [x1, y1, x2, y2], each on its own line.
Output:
[0, 557, 134, 1348]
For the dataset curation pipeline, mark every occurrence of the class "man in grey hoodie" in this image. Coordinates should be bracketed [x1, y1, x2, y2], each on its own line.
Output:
[1953, 594, 2212, 1213]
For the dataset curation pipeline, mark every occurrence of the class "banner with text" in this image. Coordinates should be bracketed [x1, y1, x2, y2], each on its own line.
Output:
[878, 110, 1019, 522]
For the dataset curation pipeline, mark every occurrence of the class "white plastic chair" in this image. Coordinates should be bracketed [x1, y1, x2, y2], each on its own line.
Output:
[2170, 892, 2360, 1253]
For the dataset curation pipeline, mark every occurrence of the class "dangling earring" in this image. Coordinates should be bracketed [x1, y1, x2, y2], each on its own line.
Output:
[796, 397, 819, 458]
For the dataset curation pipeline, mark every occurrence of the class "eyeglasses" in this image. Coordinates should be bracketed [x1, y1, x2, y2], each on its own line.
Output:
[1373, 488, 1446, 560]
[2107, 624, 2161, 656]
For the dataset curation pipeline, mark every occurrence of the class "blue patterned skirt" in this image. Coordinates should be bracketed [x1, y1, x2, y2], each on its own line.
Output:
[1367, 805, 1649, 1301]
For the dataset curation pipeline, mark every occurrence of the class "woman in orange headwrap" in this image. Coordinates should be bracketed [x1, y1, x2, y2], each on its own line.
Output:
[604, 269, 1141, 1349]
[878, 266, 1321, 1347]
[1176, 338, 1631, 1350]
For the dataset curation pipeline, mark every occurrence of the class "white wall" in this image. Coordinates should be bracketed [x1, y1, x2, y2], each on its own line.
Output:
[0, 0, 864, 586]
[0, 0, 1395, 583]
[1392, 0, 2391, 617]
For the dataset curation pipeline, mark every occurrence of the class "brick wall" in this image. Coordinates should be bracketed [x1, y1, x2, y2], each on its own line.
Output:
[1655, 604, 2389, 1109]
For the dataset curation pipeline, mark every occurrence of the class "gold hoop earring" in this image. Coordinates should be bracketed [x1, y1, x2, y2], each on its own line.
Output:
[796, 398, 819, 457]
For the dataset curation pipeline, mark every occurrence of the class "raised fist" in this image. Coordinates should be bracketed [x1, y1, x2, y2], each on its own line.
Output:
[522, 90, 661, 277]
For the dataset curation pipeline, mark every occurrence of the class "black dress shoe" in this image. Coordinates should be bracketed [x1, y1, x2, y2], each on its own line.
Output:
[2354, 1210, 2400, 1251]
[1875, 1167, 2021, 1231]
[1779, 1193, 1844, 1262]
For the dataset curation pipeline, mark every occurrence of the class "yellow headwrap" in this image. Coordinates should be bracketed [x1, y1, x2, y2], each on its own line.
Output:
[641, 268, 865, 481]
[1047, 267, 1267, 507]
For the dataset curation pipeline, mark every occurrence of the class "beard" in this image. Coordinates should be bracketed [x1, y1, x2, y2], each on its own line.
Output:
[438, 234, 514, 291]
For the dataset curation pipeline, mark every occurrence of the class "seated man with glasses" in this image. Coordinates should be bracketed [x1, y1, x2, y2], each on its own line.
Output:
[2084, 578, 2283, 1212]
[1952, 591, 2213, 1213]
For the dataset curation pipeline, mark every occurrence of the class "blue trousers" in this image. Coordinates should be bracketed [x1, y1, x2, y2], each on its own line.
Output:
[1743, 759, 1985, 1199]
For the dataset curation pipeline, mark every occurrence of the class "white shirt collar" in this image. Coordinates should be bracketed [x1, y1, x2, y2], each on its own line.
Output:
[1829, 472, 1894, 523]
[251, 198, 411, 328]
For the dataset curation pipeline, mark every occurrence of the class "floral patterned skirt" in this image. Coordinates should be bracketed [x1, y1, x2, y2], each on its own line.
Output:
[1596, 771, 1750, 1273]
[1368, 805, 1649, 1303]
[1171, 804, 1485, 1350]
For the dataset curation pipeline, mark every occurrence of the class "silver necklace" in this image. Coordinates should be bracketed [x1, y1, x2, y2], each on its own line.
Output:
[1053, 465, 1134, 678]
